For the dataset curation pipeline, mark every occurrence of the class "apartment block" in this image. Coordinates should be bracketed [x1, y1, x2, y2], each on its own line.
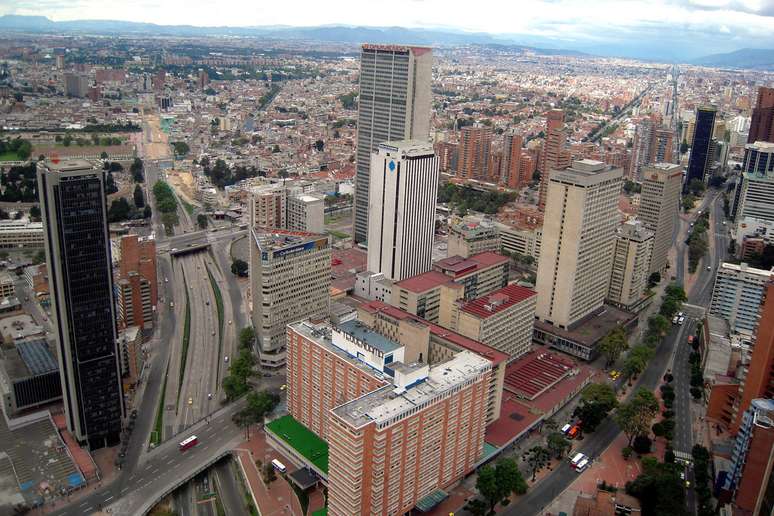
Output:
[709, 262, 772, 336]
[354, 44, 432, 244]
[538, 109, 571, 210]
[249, 229, 331, 368]
[727, 399, 774, 516]
[116, 234, 157, 331]
[457, 126, 492, 181]
[449, 284, 537, 360]
[607, 220, 654, 311]
[749, 86, 774, 144]
[447, 218, 501, 258]
[638, 163, 682, 274]
[367, 141, 439, 281]
[287, 193, 325, 234]
[535, 160, 623, 329]
[249, 184, 287, 229]
[498, 223, 542, 260]
[732, 141, 774, 223]
[327, 351, 491, 515]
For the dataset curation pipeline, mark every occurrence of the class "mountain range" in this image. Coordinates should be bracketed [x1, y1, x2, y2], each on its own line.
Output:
[0, 15, 772, 69]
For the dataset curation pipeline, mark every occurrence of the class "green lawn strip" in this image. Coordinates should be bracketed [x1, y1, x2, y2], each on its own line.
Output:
[150, 359, 170, 447]
[311, 509, 328, 516]
[181, 198, 195, 215]
[176, 271, 192, 408]
[266, 415, 329, 473]
[0, 151, 21, 161]
[206, 265, 225, 384]
[326, 229, 349, 240]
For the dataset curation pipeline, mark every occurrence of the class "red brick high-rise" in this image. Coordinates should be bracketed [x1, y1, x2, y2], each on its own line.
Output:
[457, 126, 492, 181]
[538, 110, 571, 210]
[502, 132, 524, 188]
[749, 87, 774, 144]
[116, 234, 157, 331]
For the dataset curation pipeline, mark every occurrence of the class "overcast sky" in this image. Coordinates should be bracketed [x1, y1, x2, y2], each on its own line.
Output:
[2, 0, 774, 57]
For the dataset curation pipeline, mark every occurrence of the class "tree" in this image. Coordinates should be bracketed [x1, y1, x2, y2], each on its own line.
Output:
[231, 258, 248, 277]
[29, 205, 41, 221]
[632, 435, 652, 454]
[647, 271, 661, 288]
[647, 315, 670, 337]
[473, 458, 528, 515]
[598, 327, 628, 367]
[522, 445, 551, 481]
[130, 158, 144, 183]
[197, 214, 208, 229]
[133, 184, 145, 208]
[239, 327, 256, 350]
[108, 197, 131, 222]
[546, 432, 571, 459]
[615, 388, 660, 446]
[143, 205, 152, 219]
[314, 139, 324, 152]
[32, 249, 45, 265]
[573, 383, 618, 432]
[172, 141, 190, 156]
[626, 458, 687, 516]
[688, 178, 706, 196]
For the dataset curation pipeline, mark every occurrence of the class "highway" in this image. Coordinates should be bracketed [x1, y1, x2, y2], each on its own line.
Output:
[505, 191, 727, 515]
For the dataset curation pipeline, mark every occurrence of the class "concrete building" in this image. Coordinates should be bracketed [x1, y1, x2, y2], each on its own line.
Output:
[709, 262, 772, 336]
[353, 44, 432, 245]
[685, 105, 717, 189]
[538, 110, 571, 210]
[391, 252, 509, 323]
[732, 141, 774, 223]
[650, 128, 674, 165]
[727, 399, 774, 516]
[327, 350, 490, 515]
[287, 193, 324, 234]
[249, 183, 286, 229]
[535, 160, 623, 329]
[117, 326, 143, 389]
[457, 126, 492, 181]
[0, 338, 61, 416]
[448, 218, 501, 258]
[116, 234, 157, 331]
[38, 160, 124, 449]
[0, 271, 15, 298]
[249, 229, 331, 369]
[607, 220, 654, 311]
[64, 73, 89, 98]
[0, 220, 44, 249]
[631, 118, 653, 180]
[638, 163, 682, 274]
[354, 271, 392, 303]
[749, 86, 774, 144]
[449, 283, 537, 359]
[734, 217, 774, 261]
[498, 223, 542, 260]
[366, 141, 439, 281]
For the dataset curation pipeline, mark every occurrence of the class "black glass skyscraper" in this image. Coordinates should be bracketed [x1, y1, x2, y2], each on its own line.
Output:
[684, 105, 717, 192]
[38, 160, 124, 449]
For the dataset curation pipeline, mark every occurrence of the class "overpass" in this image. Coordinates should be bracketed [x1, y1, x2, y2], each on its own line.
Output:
[169, 242, 210, 256]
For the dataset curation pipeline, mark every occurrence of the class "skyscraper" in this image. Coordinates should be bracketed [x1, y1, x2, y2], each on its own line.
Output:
[353, 44, 432, 245]
[38, 160, 124, 449]
[731, 141, 774, 222]
[366, 141, 439, 281]
[535, 160, 623, 329]
[538, 110, 571, 210]
[749, 86, 774, 144]
[638, 163, 682, 274]
[502, 132, 524, 188]
[457, 125, 492, 181]
[650, 128, 674, 164]
[116, 234, 157, 332]
[684, 105, 717, 190]
[631, 118, 653, 180]
[607, 220, 654, 311]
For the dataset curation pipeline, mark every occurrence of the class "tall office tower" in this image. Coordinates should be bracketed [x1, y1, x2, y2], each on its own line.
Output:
[631, 118, 653, 180]
[353, 44, 432, 245]
[367, 141, 439, 281]
[748, 86, 774, 144]
[731, 141, 774, 222]
[650, 128, 674, 164]
[116, 234, 157, 331]
[538, 110, 570, 210]
[727, 399, 774, 515]
[535, 160, 623, 329]
[684, 105, 717, 190]
[638, 163, 682, 274]
[730, 281, 774, 433]
[457, 126, 493, 181]
[38, 160, 124, 449]
[249, 184, 286, 229]
[709, 262, 773, 336]
[327, 351, 490, 515]
[249, 229, 331, 369]
[502, 132, 524, 188]
[64, 72, 89, 98]
[607, 220, 654, 311]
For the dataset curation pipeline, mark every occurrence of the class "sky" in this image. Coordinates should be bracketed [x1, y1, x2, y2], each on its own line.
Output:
[2, 0, 774, 58]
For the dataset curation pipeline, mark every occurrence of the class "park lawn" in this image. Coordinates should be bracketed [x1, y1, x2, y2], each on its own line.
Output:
[0, 151, 21, 161]
[266, 415, 329, 473]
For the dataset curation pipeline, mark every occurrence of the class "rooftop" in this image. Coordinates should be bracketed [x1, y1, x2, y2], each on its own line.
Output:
[535, 304, 637, 348]
[394, 270, 452, 293]
[265, 415, 329, 473]
[460, 284, 537, 319]
[718, 262, 773, 277]
[504, 349, 576, 400]
[45, 159, 94, 172]
[252, 227, 328, 253]
[378, 140, 434, 158]
[337, 319, 402, 354]
[332, 351, 490, 429]
[434, 251, 508, 278]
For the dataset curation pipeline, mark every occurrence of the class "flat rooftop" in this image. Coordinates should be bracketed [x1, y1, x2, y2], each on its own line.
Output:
[535, 304, 637, 348]
[45, 159, 94, 172]
[337, 319, 402, 354]
[434, 251, 508, 278]
[504, 349, 576, 400]
[3, 338, 58, 381]
[460, 284, 536, 319]
[378, 140, 434, 158]
[394, 270, 452, 293]
[332, 351, 490, 429]
[252, 228, 328, 253]
[265, 415, 329, 473]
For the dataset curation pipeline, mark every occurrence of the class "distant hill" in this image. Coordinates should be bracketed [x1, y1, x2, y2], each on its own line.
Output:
[0, 15, 587, 56]
[691, 48, 774, 70]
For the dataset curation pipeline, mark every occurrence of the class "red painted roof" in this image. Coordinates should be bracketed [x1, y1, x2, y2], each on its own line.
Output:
[359, 300, 509, 366]
[394, 270, 452, 293]
[503, 349, 577, 400]
[434, 252, 509, 279]
[460, 284, 537, 319]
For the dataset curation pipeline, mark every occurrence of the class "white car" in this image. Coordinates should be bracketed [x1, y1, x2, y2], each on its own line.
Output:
[678, 316, 685, 325]
[672, 315, 679, 324]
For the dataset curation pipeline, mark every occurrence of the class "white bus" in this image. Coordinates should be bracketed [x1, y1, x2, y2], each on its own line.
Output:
[271, 459, 286, 473]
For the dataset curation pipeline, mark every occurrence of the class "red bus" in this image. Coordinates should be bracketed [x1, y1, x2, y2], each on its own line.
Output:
[179, 435, 198, 452]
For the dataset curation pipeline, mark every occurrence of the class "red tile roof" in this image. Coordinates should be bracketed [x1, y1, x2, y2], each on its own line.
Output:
[394, 270, 452, 293]
[359, 300, 508, 366]
[460, 284, 536, 319]
[504, 349, 577, 400]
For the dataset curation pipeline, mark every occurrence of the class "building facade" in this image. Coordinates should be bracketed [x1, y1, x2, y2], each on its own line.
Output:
[538, 110, 571, 210]
[728, 399, 774, 516]
[249, 229, 331, 368]
[457, 125, 493, 181]
[0, 220, 44, 249]
[684, 105, 717, 189]
[732, 141, 774, 223]
[447, 218, 501, 258]
[366, 141, 439, 281]
[749, 86, 774, 144]
[638, 163, 682, 274]
[38, 160, 124, 449]
[116, 234, 157, 331]
[607, 220, 654, 311]
[535, 160, 623, 329]
[709, 262, 772, 336]
[353, 44, 432, 245]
